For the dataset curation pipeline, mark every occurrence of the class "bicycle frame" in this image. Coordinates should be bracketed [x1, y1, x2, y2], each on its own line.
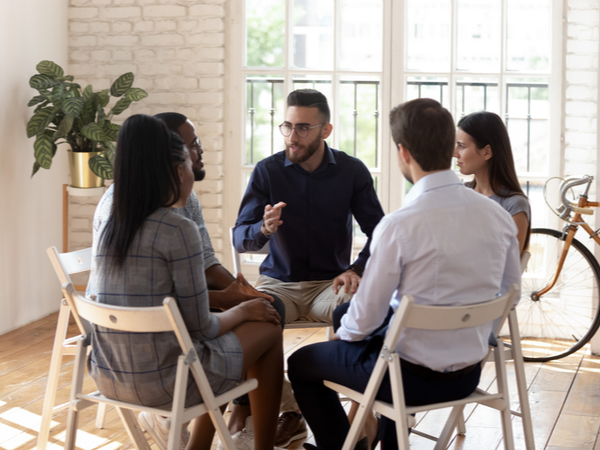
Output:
[535, 191, 600, 298]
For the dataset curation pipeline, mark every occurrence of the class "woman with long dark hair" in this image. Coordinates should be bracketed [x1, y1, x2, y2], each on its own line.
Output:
[455, 111, 531, 252]
[89, 114, 284, 450]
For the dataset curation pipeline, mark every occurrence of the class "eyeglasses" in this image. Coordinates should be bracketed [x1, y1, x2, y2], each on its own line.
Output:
[188, 137, 202, 150]
[279, 123, 324, 138]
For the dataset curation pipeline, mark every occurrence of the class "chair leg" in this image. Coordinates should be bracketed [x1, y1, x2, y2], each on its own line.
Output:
[508, 311, 536, 450]
[494, 339, 515, 450]
[433, 405, 466, 450]
[64, 338, 87, 450]
[389, 356, 410, 450]
[37, 301, 71, 450]
[95, 403, 107, 429]
[168, 356, 188, 450]
[116, 407, 152, 450]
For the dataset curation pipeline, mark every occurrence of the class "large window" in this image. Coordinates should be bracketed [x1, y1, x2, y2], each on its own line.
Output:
[402, 0, 556, 229]
[225, 0, 562, 271]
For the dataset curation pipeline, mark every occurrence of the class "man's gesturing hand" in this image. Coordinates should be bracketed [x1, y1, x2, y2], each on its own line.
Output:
[261, 202, 287, 237]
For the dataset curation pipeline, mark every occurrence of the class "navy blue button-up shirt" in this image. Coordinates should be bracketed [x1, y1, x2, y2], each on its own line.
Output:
[233, 144, 385, 282]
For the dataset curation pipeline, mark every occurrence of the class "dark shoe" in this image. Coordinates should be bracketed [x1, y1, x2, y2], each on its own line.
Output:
[275, 412, 308, 447]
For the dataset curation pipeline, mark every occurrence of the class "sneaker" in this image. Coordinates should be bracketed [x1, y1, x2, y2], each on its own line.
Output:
[275, 412, 308, 447]
[138, 411, 190, 450]
[217, 416, 254, 450]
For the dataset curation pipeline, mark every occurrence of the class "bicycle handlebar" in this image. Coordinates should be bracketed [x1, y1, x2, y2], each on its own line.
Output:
[559, 175, 594, 217]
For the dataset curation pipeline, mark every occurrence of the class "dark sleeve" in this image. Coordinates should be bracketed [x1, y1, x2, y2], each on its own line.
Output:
[350, 161, 385, 269]
[232, 164, 271, 253]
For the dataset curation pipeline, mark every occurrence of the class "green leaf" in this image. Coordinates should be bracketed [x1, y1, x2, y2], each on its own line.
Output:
[97, 89, 110, 107]
[110, 72, 134, 97]
[96, 103, 106, 122]
[124, 87, 148, 102]
[62, 97, 84, 117]
[31, 161, 41, 178]
[30, 74, 55, 90]
[81, 101, 95, 124]
[34, 134, 54, 169]
[26, 107, 56, 138]
[36, 60, 64, 77]
[34, 101, 49, 113]
[54, 115, 74, 139]
[89, 155, 113, 179]
[56, 75, 74, 82]
[83, 85, 94, 103]
[109, 97, 132, 116]
[28, 95, 46, 107]
[81, 122, 106, 141]
[102, 122, 121, 141]
[51, 83, 67, 103]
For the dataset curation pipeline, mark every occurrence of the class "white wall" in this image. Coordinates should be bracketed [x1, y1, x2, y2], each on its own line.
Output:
[0, 0, 69, 334]
[66, 0, 227, 264]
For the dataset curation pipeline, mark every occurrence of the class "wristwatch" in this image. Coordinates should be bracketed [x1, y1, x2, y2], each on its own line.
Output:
[347, 264, 364, 277]
[260, 221, 273, 238]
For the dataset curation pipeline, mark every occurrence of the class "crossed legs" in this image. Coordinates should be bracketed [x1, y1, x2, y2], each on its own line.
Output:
[189, 321, 283, 450]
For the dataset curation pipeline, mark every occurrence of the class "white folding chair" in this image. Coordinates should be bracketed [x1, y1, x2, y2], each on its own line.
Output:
[59, 282, 258, 450]
[38, 246, 107, 450]
[229, 227, 333, 338]
[324, 284, 520, 450]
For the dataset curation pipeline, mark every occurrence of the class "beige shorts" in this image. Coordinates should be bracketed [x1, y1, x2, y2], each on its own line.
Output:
[255, 275, 353, 324]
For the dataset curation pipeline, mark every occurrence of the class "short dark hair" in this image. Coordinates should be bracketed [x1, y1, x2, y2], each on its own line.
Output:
[389, 98, 455, 171]
[154, 112, 188, 134]
[99, 114, 183, 270]
[286, 89, 331, 123]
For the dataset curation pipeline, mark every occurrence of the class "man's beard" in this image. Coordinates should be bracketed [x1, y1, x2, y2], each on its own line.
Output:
[193, 168, 205, 182]
[285, 132, 321, 164]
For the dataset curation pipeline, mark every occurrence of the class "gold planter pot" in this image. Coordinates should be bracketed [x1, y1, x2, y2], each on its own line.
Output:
[68, 150, 104, 188]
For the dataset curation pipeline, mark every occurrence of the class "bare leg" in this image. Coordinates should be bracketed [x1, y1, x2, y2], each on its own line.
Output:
[188, 404, 228, 450]
[187, 321, 282, 450]
[228, 404, 252, 434]
[235, 322, 283, 450]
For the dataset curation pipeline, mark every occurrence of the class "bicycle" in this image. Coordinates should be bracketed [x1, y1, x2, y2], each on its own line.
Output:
[517, 175, 600, 362]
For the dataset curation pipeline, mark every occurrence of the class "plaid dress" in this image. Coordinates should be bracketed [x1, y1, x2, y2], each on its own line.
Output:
[88, 208, 243, 409]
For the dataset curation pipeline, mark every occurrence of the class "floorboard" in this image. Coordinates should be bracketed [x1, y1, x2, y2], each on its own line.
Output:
[1, 313, 599, 450]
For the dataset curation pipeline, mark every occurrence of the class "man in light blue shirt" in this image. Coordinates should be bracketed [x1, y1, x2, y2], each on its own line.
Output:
[288, 98, 521, 450]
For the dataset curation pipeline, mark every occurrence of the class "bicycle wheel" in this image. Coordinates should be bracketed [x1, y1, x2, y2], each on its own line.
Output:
[515, 228, 600, 362]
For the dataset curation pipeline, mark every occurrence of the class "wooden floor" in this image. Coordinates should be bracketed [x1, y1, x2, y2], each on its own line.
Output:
[1, 312, 600, 450]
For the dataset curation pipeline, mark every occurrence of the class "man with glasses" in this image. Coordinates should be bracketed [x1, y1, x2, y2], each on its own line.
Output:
[230, 89, 385, 448]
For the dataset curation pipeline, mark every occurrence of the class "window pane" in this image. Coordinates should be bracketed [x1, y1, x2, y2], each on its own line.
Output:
[506, 80, 549, 175]
[338, 78, 381, 168]
[293, 0, 334, 69]
[245, 75, 286, 165]
[456, 0, 501, 72]
[406, 76, 449, 109]
[406, 0, 451, 71]
[506, 0, 550, 72]
[339, 0, 383, 71]
[292, 75, 333, 99]
[246, 0, 285, 68]
[455, 78, 499, 118]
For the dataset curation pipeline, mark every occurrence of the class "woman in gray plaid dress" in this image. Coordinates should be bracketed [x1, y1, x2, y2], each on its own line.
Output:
[89, 114, 284, 450]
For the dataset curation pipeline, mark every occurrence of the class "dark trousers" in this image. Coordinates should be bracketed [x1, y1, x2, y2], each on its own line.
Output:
[289, 304, 482, 450]
[233, 293, 286, 407]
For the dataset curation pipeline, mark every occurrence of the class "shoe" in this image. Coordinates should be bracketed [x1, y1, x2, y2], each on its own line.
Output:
[138, 411, 190, 450]
[217, 416, 254, 450]
[275, 412, 308, 447]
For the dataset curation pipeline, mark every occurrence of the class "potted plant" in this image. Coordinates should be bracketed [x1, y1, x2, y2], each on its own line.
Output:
[26, 60, 148, 187]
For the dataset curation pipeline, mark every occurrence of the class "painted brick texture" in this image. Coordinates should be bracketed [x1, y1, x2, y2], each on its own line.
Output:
[67, 0, 226, 259]
[564, 0, 599, 180]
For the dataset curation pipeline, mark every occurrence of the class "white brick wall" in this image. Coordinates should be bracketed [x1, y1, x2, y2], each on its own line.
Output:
[67, 0, 226, 259]
[564, 1, 599, 180]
